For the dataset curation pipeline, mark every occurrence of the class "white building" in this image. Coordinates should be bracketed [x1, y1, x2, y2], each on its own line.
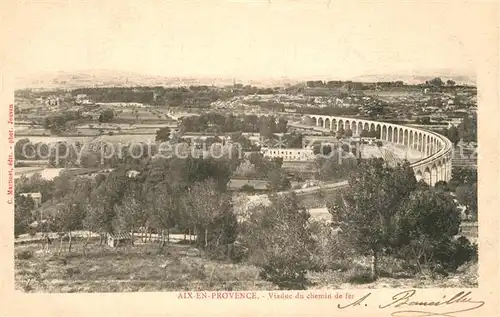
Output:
[20, 192, 42, 208]
[261, 148, 315, 161]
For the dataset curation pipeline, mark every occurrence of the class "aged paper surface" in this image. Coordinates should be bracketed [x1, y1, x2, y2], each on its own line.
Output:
[0, 0, 498, 316]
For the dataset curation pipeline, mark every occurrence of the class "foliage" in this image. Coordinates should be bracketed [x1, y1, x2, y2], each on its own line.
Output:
[327, 158, 417, 278]
[315, 153, 357, 182]
[43, 111, 83, 134]
[394, 189, 462, 273]
[15, 194, 35, 237]
[98, 110, 114, 123]
[241, 194, 314, 289]
[155, 127, 171, 142]
[185, 179, 236, 249]
[455, 184, 477, 220]
[451, 167, 477, 185]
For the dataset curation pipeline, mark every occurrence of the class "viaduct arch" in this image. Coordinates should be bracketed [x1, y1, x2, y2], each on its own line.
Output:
[302, 115, 453, 186]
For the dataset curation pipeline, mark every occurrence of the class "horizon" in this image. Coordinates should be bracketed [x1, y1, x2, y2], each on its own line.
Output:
[14, 67, 477, 89]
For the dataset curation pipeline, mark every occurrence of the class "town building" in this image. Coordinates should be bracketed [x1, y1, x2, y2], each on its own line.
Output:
[261, 148, 315, 161]
[19, 192, 42, 208]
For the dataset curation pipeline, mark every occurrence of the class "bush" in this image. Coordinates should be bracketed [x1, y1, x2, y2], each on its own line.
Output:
[241, 194, 315, 290]
[15, 250, 34, 260]
[307, 221, 353, 271]
[345, 267, 376, 284]
[259, 256, 309, 290]
[433, 236, 477, 272]
[65, 267, 81, 278]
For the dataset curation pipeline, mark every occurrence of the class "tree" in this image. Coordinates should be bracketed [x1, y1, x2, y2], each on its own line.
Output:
[52, 198, 85, 254]
[284, 132, 304, 149]
[420, 116, 431, 125]
[234, 159, 257, 178]
[428, 77, 444, 87]
[327, 159, 417, 279]
[451, 167, 477, 185]
[456, 184, 477, 220]
[113, 194, 144, 244]
[230, 132, 254, 151]
[98, 109, 114, 123]
[277, 118, 288, 133]
[446, 79, 456, 87]
[145, 184, 177, 246]
[267, 168, 290, 192]
[394, 189, 463, 272]
[155, 127, 171, 142]
[186, 179, 233, 248]
[14, 194, 35, 237]
[446, 126, 460, 146]
[434, 180, 448, 191]
[241, 193, 314, 289]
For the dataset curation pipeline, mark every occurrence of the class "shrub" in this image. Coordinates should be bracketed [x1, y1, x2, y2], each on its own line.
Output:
[259, 256, 309, 290]
[433, 236, 478, 272]
[307, 221, 352, 272]
[241, 194, 315, 290]
[65, 267, 81, 278]
[15, 250, 34, 260]
[345, 267, 376, 284]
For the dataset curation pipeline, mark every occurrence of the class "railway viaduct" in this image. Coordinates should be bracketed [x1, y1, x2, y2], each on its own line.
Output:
[301, 115, 453, 186]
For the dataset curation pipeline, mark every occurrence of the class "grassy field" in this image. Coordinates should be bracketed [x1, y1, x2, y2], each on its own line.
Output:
[15, 241, 275, 293]
[15, 239, 478, 293]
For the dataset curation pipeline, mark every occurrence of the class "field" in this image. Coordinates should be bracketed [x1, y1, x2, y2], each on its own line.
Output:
[15, 239, 478, 293]
[363, 89, 422, 102]
[15, 241, 275, 293]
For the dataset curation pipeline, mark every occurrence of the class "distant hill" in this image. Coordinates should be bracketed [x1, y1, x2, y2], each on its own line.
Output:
[351, 69, 476, 86]
[14, 69, 300, 89]
[15, 69, 226, 89]
[14, 68, 476, 89]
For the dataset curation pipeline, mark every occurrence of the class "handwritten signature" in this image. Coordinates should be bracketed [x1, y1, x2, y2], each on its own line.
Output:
[338, 290, 484, 317]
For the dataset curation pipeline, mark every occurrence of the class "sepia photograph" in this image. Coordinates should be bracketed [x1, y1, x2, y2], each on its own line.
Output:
[1, 1, 498, 316]
[9, 1, 481, 294]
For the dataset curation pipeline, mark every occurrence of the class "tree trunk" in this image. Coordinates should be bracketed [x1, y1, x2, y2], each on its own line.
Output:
[68, 231, 72, 254]
[204, 228, 208, 249]
[166, 227, 170, 243]
[131, 230, 135, 246]
[83, 231, 91, 257]
[188, 228, 192, 242]
[58, 235, 64, 255]
[370, 249, 378, 280]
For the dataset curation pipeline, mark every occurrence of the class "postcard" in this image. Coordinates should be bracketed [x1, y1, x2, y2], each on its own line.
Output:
[0, 0, 498, 316]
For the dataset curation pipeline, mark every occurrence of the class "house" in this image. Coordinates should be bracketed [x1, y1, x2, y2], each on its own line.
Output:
[20, 192, 42, 208]
[107, 232, 133, 247]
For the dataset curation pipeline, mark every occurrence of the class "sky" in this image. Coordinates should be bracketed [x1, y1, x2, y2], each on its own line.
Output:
[1, 0, 494, 81]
